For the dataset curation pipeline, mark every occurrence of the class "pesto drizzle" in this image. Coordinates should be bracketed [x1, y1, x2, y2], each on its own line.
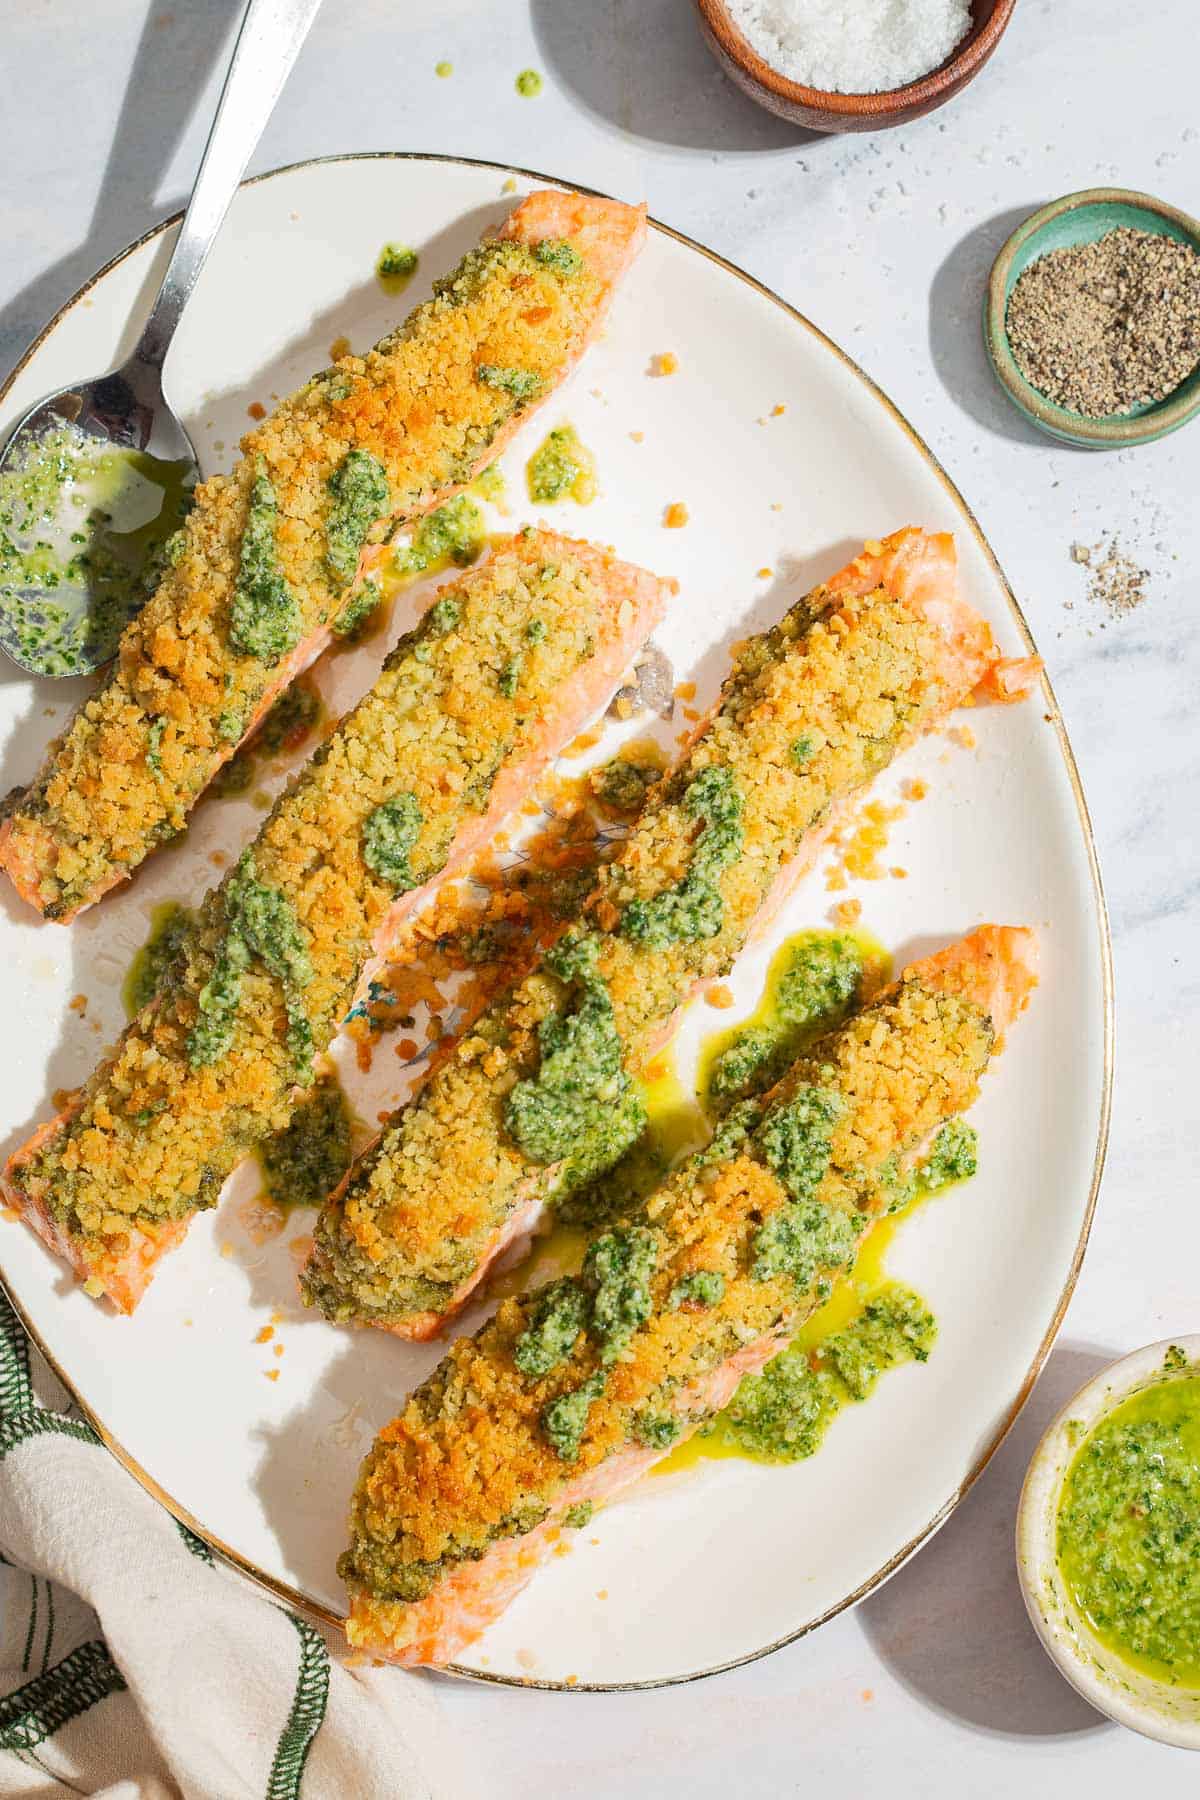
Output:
[476, 364, 543, 404]
[325, 450, 390, 586]
[187, 850, 314, 1080]
[123, 901, 196, 1018]
[258, 1072, 354, 1210]
[751, 1086, 857, 1289]
[503, 931, 647, 1188]
[669, 1270, 725, 1310]
[361, 794, 423, 892]
[513, 1278, 588, 1380]
[542, 1372, 605, 1463]
[533, 239, 582, 275]
[392, 496, 483, 579]
[332, 578, 382, 641]
[229, 460, 303, 662]
[708, 932, 864, 1104]
[620, 766, 745, 949]
[721, 1286, 937, 1462]
[514, 1222, 664, 1460]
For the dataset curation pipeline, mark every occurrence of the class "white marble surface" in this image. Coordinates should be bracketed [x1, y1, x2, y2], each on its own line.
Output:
[3, 0, 1198, 1792]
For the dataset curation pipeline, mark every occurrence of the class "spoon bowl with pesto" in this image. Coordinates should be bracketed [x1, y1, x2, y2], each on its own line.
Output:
[0, 0, 322, 677]
[1018, 1337, 1200, 1748]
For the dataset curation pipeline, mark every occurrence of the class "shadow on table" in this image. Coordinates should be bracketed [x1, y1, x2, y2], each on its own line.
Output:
[0, 0, 245, 378]
[531, 0, 819, 152]
[860, 1338, 1118, 1739]
[928, 206, 1077, 450]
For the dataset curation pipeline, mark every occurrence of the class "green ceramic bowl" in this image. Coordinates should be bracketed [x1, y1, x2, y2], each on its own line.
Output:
[984, 187, 1200, 448]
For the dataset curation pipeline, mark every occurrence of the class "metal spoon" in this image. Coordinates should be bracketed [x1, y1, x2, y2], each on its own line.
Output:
[0, 0, 323, 677]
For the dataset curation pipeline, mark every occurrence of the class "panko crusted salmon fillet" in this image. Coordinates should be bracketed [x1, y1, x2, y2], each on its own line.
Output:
[303, 527, 1041, 1338]
[0, 190, 647, 922]
[341, 924, 1039, 1667]
[1, 532, 670, 1312]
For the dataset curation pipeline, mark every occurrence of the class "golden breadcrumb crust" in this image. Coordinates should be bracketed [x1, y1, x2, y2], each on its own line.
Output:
[342, 973, 992, 1620]
[6, 234, 603, 916]
[308, 580, 955, 1323]
[13, 537, 635, 1294]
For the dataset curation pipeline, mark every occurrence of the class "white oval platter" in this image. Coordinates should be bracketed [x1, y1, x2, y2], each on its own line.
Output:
[0, 155, 1110, 1690]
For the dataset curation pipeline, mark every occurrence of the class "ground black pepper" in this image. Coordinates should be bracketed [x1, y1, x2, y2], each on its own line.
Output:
[1007, 226, 1200, 417]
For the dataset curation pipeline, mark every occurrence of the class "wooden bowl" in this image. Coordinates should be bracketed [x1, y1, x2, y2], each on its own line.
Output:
[693, 0, 1017, 132]
[985, 188, 1200, 448]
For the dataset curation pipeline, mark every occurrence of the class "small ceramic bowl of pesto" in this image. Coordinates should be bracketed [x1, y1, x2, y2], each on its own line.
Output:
[1017, 1337, 1200, 1747]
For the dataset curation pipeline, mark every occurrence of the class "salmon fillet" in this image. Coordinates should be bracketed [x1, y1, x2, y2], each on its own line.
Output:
[303, 527, 1041, 1339]
[2, 533, 669, 1311]
[341, 924, 1038, 1666]
[0, 190, 647, 922]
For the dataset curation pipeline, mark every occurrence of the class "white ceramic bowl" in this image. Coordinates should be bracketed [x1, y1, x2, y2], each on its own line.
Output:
[1017, 1336, 1200, 1748]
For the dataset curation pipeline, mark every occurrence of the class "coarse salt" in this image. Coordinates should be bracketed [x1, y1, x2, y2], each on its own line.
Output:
[727, 0, 972, 94]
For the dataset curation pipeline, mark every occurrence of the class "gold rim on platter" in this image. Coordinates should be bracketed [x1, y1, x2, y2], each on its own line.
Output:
[0, 151, 1114, 1693]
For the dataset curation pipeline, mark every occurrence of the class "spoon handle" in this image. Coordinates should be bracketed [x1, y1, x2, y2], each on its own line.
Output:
[133, 0, 324, 373]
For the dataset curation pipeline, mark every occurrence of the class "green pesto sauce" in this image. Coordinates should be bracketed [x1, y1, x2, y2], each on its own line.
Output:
[256, 1071, 354, 1210]
[514, 1277, 588, 1379]
[532, 1216, 662, 1454]
[0, 422, 193, 675]
[880, 1117, 978, 1216]
[376, 243, 419, 293]
[695, 1098, 761, 1169]
[589, 746, 667, 820]
[434, 59, 453, 78]
[332, 578, 382, 641]
[515, 68, 544, 97]
[758, 1086, 844, 1210]
[620, 765, 744, 949]
[751, 1182, 858, 1293]
[526, 425, 597, 506]
[517, 1224, 664, 1460]
[556, 1066, 709, 1234]
[669, 1122, 975, 1471]
[669, 1269, 726, 1310]
[477, 363, 543, 405]
[230, 460, 303, 662]
[636, 1414, 682, 1449]
[533, 239, 582, 275]
[122, 901, 196, 1019]
[470, 462, 506, 503]
[427, 594, 462, 634]
[504, 932, 647, 1188]
[361, 793, 422, 891]
[584, 1223, 659, 1366]
[1057, 1368, 1200, 1688]
[433, 241, 529, 310]
[213, 674, 323, 797]
[542, 1371, 604, 1463]
[715, 1285, 937, 1463]
[187, 851, 314, 1080]
[258, 677, 322, 755]
[325, 449, 390, 586]
[391, 495, 484, 581]
[707, 930, 865, 1105]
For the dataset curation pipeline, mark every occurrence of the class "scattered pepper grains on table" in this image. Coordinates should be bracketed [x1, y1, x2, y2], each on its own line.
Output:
[1070, 536, 1150, 618]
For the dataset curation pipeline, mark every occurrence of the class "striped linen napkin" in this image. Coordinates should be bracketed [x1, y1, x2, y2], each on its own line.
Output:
[0, 1291, 465, 1799]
